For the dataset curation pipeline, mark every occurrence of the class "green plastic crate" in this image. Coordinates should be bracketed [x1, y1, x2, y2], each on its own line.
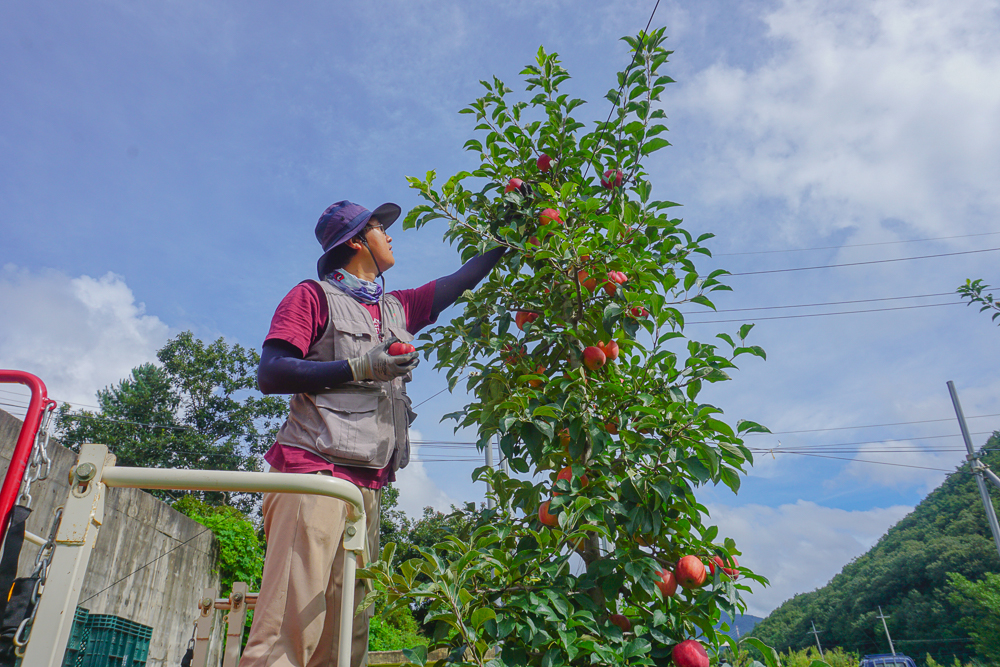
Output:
[79, 614, 153, 667]
[62, 607, 92, 667]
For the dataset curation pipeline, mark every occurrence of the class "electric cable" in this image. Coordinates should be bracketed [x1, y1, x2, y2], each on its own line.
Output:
[715, 231, 1000, 256]
[683, 292, 954, 314]
[78, 526, 214, 605]
[582, 0, 661, 181]
[748, 413, 1000, 435]
[686, 301, 959, 324]
[728, 247, 1000, 276]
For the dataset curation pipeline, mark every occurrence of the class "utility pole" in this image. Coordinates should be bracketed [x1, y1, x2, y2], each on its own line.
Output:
[485, 437, 495, 510]
[947, 381, 1000, 561]
[810, 621, 824, 659]
[876, 606, 896, 656]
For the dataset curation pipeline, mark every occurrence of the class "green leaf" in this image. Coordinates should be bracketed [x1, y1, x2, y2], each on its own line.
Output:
[472, 607, 497, 628]
[402, 646, 428, 666]
[743, 638, 781, 667]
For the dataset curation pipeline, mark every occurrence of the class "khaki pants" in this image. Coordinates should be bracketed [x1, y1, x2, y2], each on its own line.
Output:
[240, 472, 381, 667]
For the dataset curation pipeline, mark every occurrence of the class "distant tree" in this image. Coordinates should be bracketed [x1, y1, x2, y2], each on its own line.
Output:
[957, 279, 999, 325]
[57, 331, 287, 511]
[947, 571, 1000, 665]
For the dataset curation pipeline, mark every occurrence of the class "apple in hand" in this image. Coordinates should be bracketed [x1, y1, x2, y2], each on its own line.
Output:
[387, 342, 416, 356]
[601, 168, 623, 189]
[709, 555, 740, 580]
[538, 500, 558, 527]
[504, 178, 524, 193]
[537, 154, 552, 172]
[516, 310, 539, 330]
[675, 555, 707, 589]
[656, 568, 678, 598]
[609, 614, 632, 633]
[582, 346, 606, 371]
[671, 640, 709, 667]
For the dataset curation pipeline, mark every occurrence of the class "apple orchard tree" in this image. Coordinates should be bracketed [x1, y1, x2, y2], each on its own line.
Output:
[359, 30, 771, 667]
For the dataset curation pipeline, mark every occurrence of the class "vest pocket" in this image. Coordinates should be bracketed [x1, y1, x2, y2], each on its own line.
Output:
[317, 392, 381, 463]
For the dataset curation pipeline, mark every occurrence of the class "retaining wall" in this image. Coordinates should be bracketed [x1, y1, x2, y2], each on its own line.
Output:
[1, 409, 225, 667]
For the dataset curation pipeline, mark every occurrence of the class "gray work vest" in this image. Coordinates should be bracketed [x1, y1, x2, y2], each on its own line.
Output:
[274, 280, 416, 471]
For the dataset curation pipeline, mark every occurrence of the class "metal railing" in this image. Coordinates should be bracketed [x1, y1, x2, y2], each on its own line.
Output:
[21, 443, 368, 667]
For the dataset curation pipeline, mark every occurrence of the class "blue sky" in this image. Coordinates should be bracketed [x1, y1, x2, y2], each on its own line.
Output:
[2, 0, 999, 617]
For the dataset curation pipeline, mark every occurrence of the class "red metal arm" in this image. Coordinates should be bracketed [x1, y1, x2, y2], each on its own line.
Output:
[0, 371, 53, 538]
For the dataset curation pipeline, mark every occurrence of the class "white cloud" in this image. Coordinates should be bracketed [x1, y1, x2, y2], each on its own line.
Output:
[0, 266, 170, 411]
[709, 500, 912, 617]
[674, 0, 1000, 242]
[394, 428, 460, 520]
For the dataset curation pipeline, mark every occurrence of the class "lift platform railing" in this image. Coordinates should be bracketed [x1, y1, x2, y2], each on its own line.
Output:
[22, 443, 368, 667]
[0, 370, 54, 540]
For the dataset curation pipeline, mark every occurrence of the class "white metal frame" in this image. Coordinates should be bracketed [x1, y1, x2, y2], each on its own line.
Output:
[21, 443, 368, 667]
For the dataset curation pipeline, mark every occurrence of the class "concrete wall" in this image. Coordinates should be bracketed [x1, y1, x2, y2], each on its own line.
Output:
[0, 409, 225, 667]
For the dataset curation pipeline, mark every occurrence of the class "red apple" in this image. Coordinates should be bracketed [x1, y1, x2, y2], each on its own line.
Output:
[671, 640, 709, 667]
[656, 568, 678, 598]
[537, 154, 552, 172]
[601, 169, 623, 189]
[504, 178, 524, 193]
[527, 365, 546, 388]
[555, 466, 589, 493]
[709, 555, 740, 580]
[675, 555, 707, 589]
[538, 500, 558, 527]
[559, 428, 571, 449]
[387, 342, 415, 356]
[604, 418, 619, 435]
[629, 306, 649, 318]
[596, 340, 619, 361]
[516, 310, 539, 330]
[577, 270, 598, 291]
[609, 614, 632, 633]
[539, 208, 562, 225]
[602, 271, 628, 296]
[582, 346, 606, 371]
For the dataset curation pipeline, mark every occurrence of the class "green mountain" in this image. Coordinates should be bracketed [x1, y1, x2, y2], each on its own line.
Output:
[750, 432, 1000, 665]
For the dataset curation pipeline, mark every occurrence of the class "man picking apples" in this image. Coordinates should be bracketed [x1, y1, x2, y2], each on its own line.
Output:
[241, 199, 509, 667]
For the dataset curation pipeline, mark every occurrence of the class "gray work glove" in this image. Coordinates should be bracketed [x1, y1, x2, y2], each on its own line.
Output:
[347, 337, 420, 382]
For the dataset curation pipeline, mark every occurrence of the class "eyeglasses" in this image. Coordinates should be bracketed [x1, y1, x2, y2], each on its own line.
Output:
[365, 221, 385, 234]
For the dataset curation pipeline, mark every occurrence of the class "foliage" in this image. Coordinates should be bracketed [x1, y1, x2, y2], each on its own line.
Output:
[947, 572, 1000, 665]
[57, 331, 288, 511]
[369, 594, 430, 652]
[173, 494, 265, 592]
[361, 30, 770, 667]
[750, 434, 1000, 666]
[957, 280, 999, 325]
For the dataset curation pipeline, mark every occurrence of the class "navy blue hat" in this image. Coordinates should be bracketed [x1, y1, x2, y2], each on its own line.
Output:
[315, 200, 401, 278]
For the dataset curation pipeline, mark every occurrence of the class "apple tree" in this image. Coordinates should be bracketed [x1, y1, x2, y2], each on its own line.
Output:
[360, 29, 770, 667]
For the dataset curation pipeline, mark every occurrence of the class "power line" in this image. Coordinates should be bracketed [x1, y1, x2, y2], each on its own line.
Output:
[686, 301, 959, 324]
[582, 0, 662, 181]
[749, 414, 1000, 436]
[772, 451, 968, 474]
[684, 292, 954, 315]
[729, 247, 1000, 276]
[747, 431, 996, 451]
[715, 231, 1000, 256]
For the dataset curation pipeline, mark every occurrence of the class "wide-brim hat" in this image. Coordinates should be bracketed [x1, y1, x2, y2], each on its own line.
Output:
[315, 200, 401, 278]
